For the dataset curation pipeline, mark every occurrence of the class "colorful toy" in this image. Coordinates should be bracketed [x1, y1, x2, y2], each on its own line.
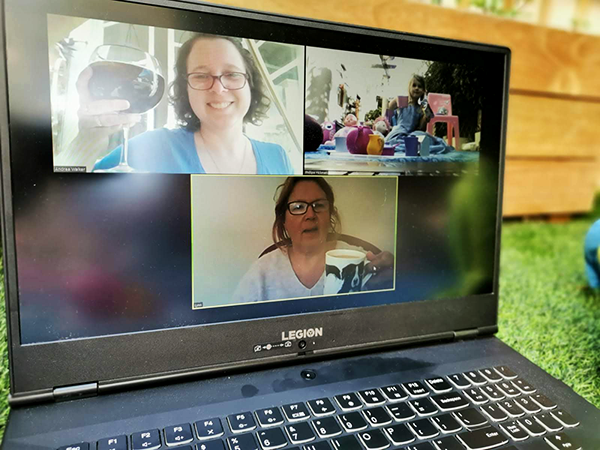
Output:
[343, 114, 358, 127]
[372, 116, 390, 137]
[321, 121, 336, 144]
[584, 219, 600, 288]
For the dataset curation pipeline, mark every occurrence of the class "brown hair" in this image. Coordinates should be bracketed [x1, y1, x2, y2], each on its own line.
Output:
[169, 33, 271, 131]
[272, 177, 341, 248]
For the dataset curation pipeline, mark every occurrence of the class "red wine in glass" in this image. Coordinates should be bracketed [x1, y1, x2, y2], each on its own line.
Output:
[88, 61, 165, 114]
[87, 45, 164, 173]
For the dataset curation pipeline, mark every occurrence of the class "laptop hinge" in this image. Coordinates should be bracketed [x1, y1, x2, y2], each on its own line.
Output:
[453, 325, 498, 340]
[52, 382, 98, 402]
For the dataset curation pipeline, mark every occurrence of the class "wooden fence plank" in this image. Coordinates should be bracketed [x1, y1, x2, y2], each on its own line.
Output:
[506, 93, 600, 157]
[205, 0, 600, 97]
[503, 159, 597, 216]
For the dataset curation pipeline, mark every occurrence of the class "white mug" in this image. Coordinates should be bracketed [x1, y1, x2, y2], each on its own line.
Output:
[324, 249, 373, 295]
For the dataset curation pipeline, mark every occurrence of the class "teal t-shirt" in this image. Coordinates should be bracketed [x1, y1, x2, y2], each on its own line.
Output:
[93, 127, 294, 174]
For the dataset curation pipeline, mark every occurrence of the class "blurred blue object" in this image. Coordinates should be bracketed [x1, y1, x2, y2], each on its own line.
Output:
[584, 219, 600, 288]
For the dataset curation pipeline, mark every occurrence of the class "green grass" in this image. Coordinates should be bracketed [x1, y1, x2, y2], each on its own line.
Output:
[497, 218, 600, 408]
[0, 216, 599, 440]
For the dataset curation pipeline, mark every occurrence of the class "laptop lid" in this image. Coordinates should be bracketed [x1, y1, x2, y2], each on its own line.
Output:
[0, 0, 509, 403]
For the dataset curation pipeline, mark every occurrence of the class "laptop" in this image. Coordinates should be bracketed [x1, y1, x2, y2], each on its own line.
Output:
[1, 0, 599, 449]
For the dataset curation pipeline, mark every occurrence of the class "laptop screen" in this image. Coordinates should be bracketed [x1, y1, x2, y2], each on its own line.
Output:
[4, 0, 503, 345]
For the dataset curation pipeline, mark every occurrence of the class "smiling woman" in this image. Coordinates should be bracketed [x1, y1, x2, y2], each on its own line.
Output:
[60, 31, 297, 174]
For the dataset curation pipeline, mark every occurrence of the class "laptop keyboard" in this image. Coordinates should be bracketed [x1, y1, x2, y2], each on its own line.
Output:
[57, 366, 583, 450]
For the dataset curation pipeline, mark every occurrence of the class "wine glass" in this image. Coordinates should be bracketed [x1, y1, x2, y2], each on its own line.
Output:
[86, 45, 165, 173]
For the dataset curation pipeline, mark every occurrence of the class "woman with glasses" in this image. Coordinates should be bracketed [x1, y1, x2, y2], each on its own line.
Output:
[232, 177, 394, 303]
[71, 33, 293, 174]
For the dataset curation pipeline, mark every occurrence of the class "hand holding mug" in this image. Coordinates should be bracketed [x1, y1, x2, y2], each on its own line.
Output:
[364, 250, 394, 289]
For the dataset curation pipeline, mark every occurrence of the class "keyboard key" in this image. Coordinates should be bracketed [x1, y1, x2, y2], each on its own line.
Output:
[515, 396, 541, 414]
[480, 404, 508, 422]
[430, 393, 469, 411]
[307, 398, 336, 416]
[404, 443, 435, 450]
[511, 378, 536, 394]
[131, 430, 161, 450]
[478, 368, 502, 382]
[499, 421, 528, 441]
[358, 389, 386, 406]
[383, 424, 415, 445]
[431, 436, 463, 450]
[313, 417, 342, 438]
[228, 413, 257, 433]
[462, 388, 488, 405]
[285, 422, 316, 444]
[283, 403, 311, 422]
[165, 423, 194, 446]
[362, 406, 392, 426]
[334, 393, 363, 411]
[386, 402, 416, 422]
[425, 377, 452, 393]
[198, 440, 226, 450]
[530, 393, 557, 410]
[534, 413, 563, 432]
[551, 409, 580, 428]
[462, 371, 487, 386]
[452, 408, 487, 429]
[256, 407, 285, 427]
[447, 374, 470, 389]
[197, 418, 225, 440]
[257, 428, 288, 450]
[517, 417, 546, 437]
[97, 436, 127, 450]
[402, 381, 429, 398]
[456, 426, 508, 450]
[228, 434, 260, 450]
[331, 435, 362, 450]
[303, 443, 331, 450]
[544, 432, 583, 450]
[497, 399, 524, 418]
[338, 412, 368, 432]
[381, 385, 408, 402]
[357, 429, 390, 450]
[493, 366, 517, 380]
[407, 418, 439, 439]
[430, 414, 462, 434]
[408, 398, 438, 416]
[494, 381, 519, 398]
[479, 385, 504, 401]
[58, 445, 89, 450]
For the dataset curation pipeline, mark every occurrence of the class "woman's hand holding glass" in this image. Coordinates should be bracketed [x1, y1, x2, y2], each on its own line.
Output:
[76, 66, 141, 137]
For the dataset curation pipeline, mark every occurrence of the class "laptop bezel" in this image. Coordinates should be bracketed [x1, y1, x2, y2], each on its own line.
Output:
[0, 0, 510, 399]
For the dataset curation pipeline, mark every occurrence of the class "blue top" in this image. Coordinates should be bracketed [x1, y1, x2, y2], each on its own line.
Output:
[93, 127, 294, 174]
[385, 105, 423, 144]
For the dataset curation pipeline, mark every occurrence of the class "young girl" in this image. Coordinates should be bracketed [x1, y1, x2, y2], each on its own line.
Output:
[385, 75, 429, 145]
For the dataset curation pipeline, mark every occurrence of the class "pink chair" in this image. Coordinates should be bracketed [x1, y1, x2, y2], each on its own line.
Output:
[426, 93, 460, 150]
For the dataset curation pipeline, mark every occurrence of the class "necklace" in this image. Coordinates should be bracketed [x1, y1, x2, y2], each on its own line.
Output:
[198, 135, 250, 174]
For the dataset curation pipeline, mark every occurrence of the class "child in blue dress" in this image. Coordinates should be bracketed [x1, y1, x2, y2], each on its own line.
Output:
[385, 74, 452, 154]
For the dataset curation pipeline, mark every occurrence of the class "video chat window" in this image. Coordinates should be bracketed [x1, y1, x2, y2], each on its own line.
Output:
[191, 175, 398, 309]
[304, 47, 482, 176]
[47, 14, 305, 174]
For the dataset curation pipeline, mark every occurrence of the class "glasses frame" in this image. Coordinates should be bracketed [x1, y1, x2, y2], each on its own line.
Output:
[287, 199, 330, 216]
[186, 72, 249, 91]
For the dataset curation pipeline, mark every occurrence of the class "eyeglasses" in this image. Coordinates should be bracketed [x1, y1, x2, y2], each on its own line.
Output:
[287, 199, 329, 215]
[186, 72, 248, 91]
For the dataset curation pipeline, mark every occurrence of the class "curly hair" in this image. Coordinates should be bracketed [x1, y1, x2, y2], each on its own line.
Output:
[272, 177, 341, 248]
[169, 33, 271, 132]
